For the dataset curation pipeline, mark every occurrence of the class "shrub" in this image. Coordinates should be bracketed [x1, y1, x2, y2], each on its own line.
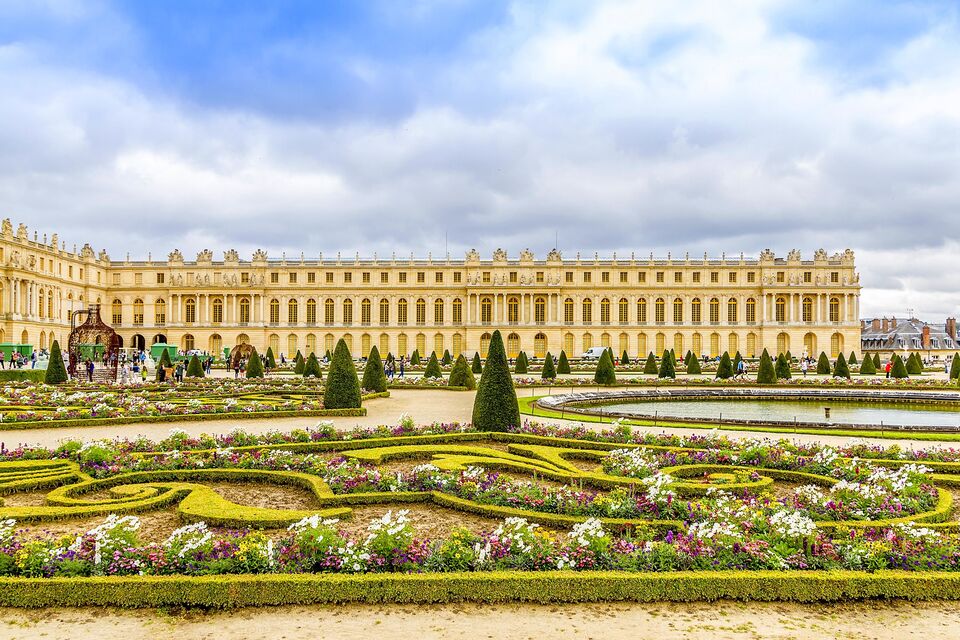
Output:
[472, 330, 520, 432]
[658, 350, 675, 379]
[833, 353, 851, 379]
[424, 352, 443, 379]
[756, 349, 776, 384]
[303, 353, 322, 379]
[873, 353, 881, 369]
[293, 352, 305, 375]
[44, 340, 68, 385]
[245, 348, 264, 379]
[620, 350, 630, 366]
[448, 354, 477, 390]
[361, 346, 387, 392]
[442, 350, 452, 366]
[733, 351, 743, 370]
[593, 349, 617, 385]
[325, 350, 332, 361]
[411, 350, 421, 366]
[324, 339, 362, 409]
[848, 351, 858, 365]
[906, 353, 923, 375]
[541, 351, 556, 380]
[185, 355, 205, 378]
[687, 355, 702, 375]
[265, 347, 277, 369]
[515, 351, 528, 374]
[816, 352, 831, 374]
[0, 370, 45, 383]
[775, 353, 791, 380]
[472, 353, 483, 374]
[950, 353, 960, 380]
[859, 354, 877, 376]
[557, 351, 571, 374]
[891, 354, 908, 379]
[159, 349, 172, 369]
[715, 352, 733, 379]
[786, 350, 793, 363]
[643, 352, 658, 375]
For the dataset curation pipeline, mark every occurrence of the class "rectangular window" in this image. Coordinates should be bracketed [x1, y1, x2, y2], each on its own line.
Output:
[417, 272, 425, 283]
[483, 272, 491, 283]
[135, 273, 143, 285]
[729, 272, 737, 283]
[362, 272, 370, 284]
[674, 272, 682, 283]
[747, 272, 756, 283]
[271, 272, 279, 284]
[344, 272, 352, 284]
[777, 271, 785, 283]
[509, 271, 518, 283]
[156, 273, 164, 284]
[710, 272, 719, 283]
[308, 272, 316, 284]
[435, 272, 443, 283]
[638, 272, 646, 283]
[692, 272, 701, 283]
[326, 272, 334, 283]
[453, 272, 462, 283]
[601, 271, 610, 283]
[803, 271, 812, 283]
[537, 271, 545, 283]
[619, 271, 628, 283]
[831, 272, 839, 283]
[656, 271, 664, 283]
[380, 272, 389, 284]
[112, 273, 121, 285]
[583, 272, 592, 283]
[565, 272, 574, 283]
[289, 273, 297, 284]
[399, 272, 407, 283]
[241, 272, 250, 284]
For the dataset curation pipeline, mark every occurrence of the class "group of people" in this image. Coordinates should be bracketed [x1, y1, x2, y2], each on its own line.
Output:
[383, 355, 405, 380]
[0, 349, 40, 369]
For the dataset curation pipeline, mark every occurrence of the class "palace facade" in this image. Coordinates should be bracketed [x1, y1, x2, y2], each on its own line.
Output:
[1, 219, 862, 361]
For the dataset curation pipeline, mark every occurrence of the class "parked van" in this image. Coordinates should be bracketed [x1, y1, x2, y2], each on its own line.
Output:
[581, 347, 608, 360]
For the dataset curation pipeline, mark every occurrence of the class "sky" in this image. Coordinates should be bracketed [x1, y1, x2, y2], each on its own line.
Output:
[1, 0, 959, 319]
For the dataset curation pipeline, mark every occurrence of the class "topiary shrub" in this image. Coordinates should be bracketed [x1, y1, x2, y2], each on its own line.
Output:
[410, 350, 421, 366]
[361, 346, 387, 392]
[472, 352, 483, 374]
[423, 352, 443, 379]
[324, 339, 361, 409]
[950, 353, 960, 380]
[265, 347, 277, 369]
[471, 330, 520, 432]
[541, 351, 556, 380]
[833, 353, 851, 379]
[593, 349, 617, 385]
[620, 350, 630, 366]
[687, 354, 702, 375]
[873, 353, 881, 369]
[658, 350, 676, 379]
[859, 354, 876, 375]
[245, 348, 264, 379]
[325, 349, 332, 361]
[756, 349, 776, 384]
[44, 340, 68, 384]
[891, 353, 909, 379]
[643, 352, 658, 375]
[715, 352, 733, 379]
[294, 351, 305, 375]
[448, 353, 476, 390]
[514, 351, 528, 374]
[442, 350, 452, 366]
[816, 352, 831, 374]
[786, 350, 793, 363]
[906, 352, 923, 375]
[557, 351, 571, 374]
[848, 351, 858, 365]
[775, 353, 791, 380]
[303, 353, 322, 379]
[157, 349, 173, 381]
[733, 351, 743, 371]
[186, 354, 204, 378]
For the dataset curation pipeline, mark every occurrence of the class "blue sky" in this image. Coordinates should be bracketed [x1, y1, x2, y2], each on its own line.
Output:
[1, 0, 959, 317]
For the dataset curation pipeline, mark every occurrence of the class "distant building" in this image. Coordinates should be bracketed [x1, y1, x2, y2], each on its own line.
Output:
[860, 317, 958, 361]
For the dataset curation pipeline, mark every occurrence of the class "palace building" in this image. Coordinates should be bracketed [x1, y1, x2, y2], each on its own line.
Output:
[1, 219, 862, 361]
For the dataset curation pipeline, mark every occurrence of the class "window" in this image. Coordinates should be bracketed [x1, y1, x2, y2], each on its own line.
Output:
[508, 296, 519, 323]
[133, 299, 144, 326]
[399, 272, 407, 283]
[271, 272, 279, 284]
[673, 298, 683, 323]
[601, 271, 610, 283]
[803, 271, 812, 283]
[509, 272, 518, 284]
[361, 298, 371, 324]
[308, 272, 316, 284]
[537, 272, 545, 284]
[417, 272, 425, 284]
[380, 272, 389, 284]
[212, 298, 223, 324]
[288, 299, 299, 324]
[453, 298, 462, 324]
[398, 299, 408, 324]
[674, 272, 682, 283]
[564, 298, 574, 324]
[582, 298, 593, 324]
[729, 272, 737, 283]
[619, 271, 628, 284]
[362, 272, 370, 284]
[325, 299, 335, 325]
[480, 332, 491, 356]
[155, 299, 166, 325]
[831, 272, 839, 283]
[270, 299, 280, 324]
[747, 272, 756, 283]
[534, 332, 547, 358]
[583, 272, 592, 283]
[777, 271, 785, 283]
[692, 272, 701, 283]
[416, 298, 426, 325]
[240, 298, 251, 324]
[655, 298, 665, 323]
[776, 296, 786, 322]
[306, 299, 317, 324]
[481, 297, 492, 324]
[829, 297, 841, 322]
[379, 299, 390, 325]
[507, 333, 520, 358]
[435, 272, 443, 283]
[565, 271, 574, 283]
[112, 273, 121, 285]
[618, 298, 628, 324]
[727, 298, 738, 323]
[135, 273, 143, 285]
[483, 272, 491, 283]
[343, 299, 353, 324]
[535, 296, 546, 324]
[453, 272, 462, 283]
[112, 299, 123, 325]
[156, 273, 165, 284]
[183, 334, 195, 352]
[600, 298, 611, 324]
[434, 298, 444, 324]
[241, 272, 249, 284]
[710, 272, 719, 284]
[185, 298, 196, 323]
[344, 273, 352, 284]
[326, 272, 334, 284]
[802, 296, 813, 322]
[638, 272, 646, 283]
[289, 273, 297, 284]
[691, 298, 701, 323]
[637, 298, 647, 324]
[746, 298, 756, 323]
[656, 271, 664, 283]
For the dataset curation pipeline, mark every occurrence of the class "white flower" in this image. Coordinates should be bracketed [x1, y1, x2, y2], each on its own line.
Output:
[769, 509, 816, 538]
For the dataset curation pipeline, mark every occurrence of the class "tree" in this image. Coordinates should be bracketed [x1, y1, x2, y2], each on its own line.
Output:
[514, 351, 528, 374]
[410, 350, 421, 366]
[891, 353, 909, 379]
[423, 351, 443, 378]
[848, 351, 858, 365]
[245, 347, 264, 378]
[756, 349, 776, 384]
[442, 350, 452, 366]
[265, 347, 277, 369]
[833, 352, 851, 379]
[157, 349, 172, 381]
[949, 353, 960, 380]
[816, 352, 831, 374]
[733, 351, 743, 371]
[658, 349, 676, 379]
[687, 354, 702, 374]
[293, 351, 305, 375]
[620, 350, 630, 366]
[324, 339, 361, 409]
[786, 350, 793, 363]
[859, 354, 877, 376]
[557, 351, 571, 374]
[472, 330, 520, 432]
[643, 352, 658, 374]
[448, 353, 477, 389]
[873, 353, 881, 369]
[472, 352, 483, 374]
[715, 352, 733, 379]
[361, 345, 387, 392]
[775, 353, 792, 379]
[44, 340, 68, 384]
[906, 352, 923, 375]
[324, 349, 332, 361]
[186, 354, 204, 378]
[594, 348, 617, 384]
[541, 351, 557, 380]
[303, 353, 322, 379]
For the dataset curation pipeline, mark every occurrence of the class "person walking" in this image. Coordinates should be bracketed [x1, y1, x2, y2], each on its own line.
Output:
[800, 359, 808, 377]
[885, 360, 892, 378]
[0, 351, 5, 369]
[86, 359, 95, 382]
[399, 356, 405, 378]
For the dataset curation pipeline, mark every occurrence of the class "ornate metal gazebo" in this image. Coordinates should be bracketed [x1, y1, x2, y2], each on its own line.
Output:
[67, 304, 121, 380]
[229, 343, 257, 370]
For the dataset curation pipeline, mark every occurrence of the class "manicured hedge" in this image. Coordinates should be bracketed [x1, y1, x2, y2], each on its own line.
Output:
[0, 370, 45, 383]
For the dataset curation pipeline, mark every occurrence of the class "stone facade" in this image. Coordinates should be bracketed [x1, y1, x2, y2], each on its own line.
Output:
[1, 220, 862, 360]
[860, 317, 959, 361]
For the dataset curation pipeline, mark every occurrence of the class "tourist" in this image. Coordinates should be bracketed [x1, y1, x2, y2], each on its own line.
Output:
[31, 351, 37, 368]
[399, 356, 405, 378]
[736, 358, 746, 379]
[800, 359, 808, 377]
[0, 351, 5, 369]
[141, 365, 148, 383]
[174, 361, 184, 383]
[86, 359, 95, 382]
[120, 364, 130, 385]
[885, 360, 892, 378]
[234, 359, 241, 378]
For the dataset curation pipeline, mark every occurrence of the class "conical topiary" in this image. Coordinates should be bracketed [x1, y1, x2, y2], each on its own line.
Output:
[949, 353, 960, 380]
[303, 352, 322, 378]
[848, 351, 858, 365]
[293, 351, 305, 375]
[687, 354, 702, 374]
[442, 350, 452, 366]
[756, 349, 776, 384]
[157, 349, 173, 381]
[471, 330, 520, 432]
[643, 352, 658, 374]
[859, 354, 877, 375]
[410, 349, 421, 366]
[324, 339, 361, 409]
[325, 349, 332, 361]
[265, 347, 277, 369]
[733, 351, 743, 371]
[786, 350, 793, 363]
[361, 345, 387, 392]
[245, 347, 264, 378]
[658, 349, 676, 379]
[514, 351, 528, 374]
[472, 352, 483, 374]
[557, 351, 571, 374]
[541, 351, 556, 380]
[44, 340, 68, 384]
[594, 349, 617, 385]
[891, 353, 909, 379]
[833, 352, 851, 379]
[448, 353, 476, 389]
[775, 353, 792, 379]
[873, 353, 881, 368]
[621, 350, 630, 366]
[423, 351, 443, 378]
[716, 352, 733, 379]
[186, 354, 204, 378]
[906, 352, 923, 375]
[816, 352, 831, 374]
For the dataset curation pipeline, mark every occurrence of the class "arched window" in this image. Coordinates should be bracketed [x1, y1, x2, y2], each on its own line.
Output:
[728, 333, 738, 355]
[831, 332, 844, 357]
[397, 333, 407, 356]
[655, 298, 665, 324]
[564, 298, 574, 324]
[727, 298, 738, 324]
[209, 334, 222, 354]
[673, 298, 683, 324]
[619, 332, 629, 355]
[709, 298, 720, 324]
[452, 333, 463, 357]
[212, 297, 224, 324]
[564, 332, 574, 355]
[480, 332, 491, 356]
[239, 297, 251, 324]
[306, 333, 317, 354]
[185, 298, 196, 324]
[183, 334, 195, 351]
[480, 297, 492, 324]
[535, 296, 546, 324]
[288, 334, 298, 356]
[342, 299, 353, 325]
[343, 333, 353, 351]
[804, 332, 817, 357]
[637, 298, 647, 324]
[601, 332, 611, 348]
[434, 333, 443, 355]
[802, 296, 813, 323]
[691, 298, 701, 324]
[379, 333, 390, 356]
[324, 333, 335, 353]
[776, 296, 786, 322]
[600, 298, 611, 324]
[112, 299, 123, 325]
[398, 298, 408, 325]
[47, 292, 53, 320]
[508, 296, 519, 324]
[269, 334, 280, 354]
[416, 332, 426, 355]
[829, 297, 840, 322]
[673, 332, 683, 354]
[416, 298, 426, 325]
[582, 332, 593, 350]
[269, 298, 280, 324]
[37, 289, 44, 318]
[507, 333, 520, 357]
[434, 298, 444, 325]
[361, 333, 371, 356]
[692, 332, 702, 355]
[379, 299, 390, 325]
[453, 298, 463, 324]
[777, 332, 790, 356]
[618, 298, 628, 324]
[746, 298, 756, 324]
[288, 299, 299, 324]
[582, 298, 593, 324]
[361, 298, 371, 325]
[655, 332, 665, 354]
[325, 299, 335, 325]
[306, 299, 317, 324]
[154, 298, 166, 325]
[534, 332, 547, 357]
[710, 333, 720, 357]
[237, 333, 250, 345]
[746, 332, 757, 357]
[637, 333, 647, 355]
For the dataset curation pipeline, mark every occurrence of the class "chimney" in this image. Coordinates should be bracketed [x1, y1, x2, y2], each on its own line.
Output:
[871, 318, 881, 332]
[922, 326, 931, 350]
[882, 318, 889, 333]
[947, 318, 957, 340]
[891, 317, 897, 329]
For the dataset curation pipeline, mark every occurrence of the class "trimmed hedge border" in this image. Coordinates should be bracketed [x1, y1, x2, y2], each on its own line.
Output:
[4, 571, 960, 607]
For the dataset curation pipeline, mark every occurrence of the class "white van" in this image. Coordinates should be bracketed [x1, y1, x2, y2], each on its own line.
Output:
[581, 347, 608, 360]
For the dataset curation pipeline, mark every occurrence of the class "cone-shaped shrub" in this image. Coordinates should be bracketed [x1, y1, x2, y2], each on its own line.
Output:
[472, 352, 483, 374]
[245, 348, 264, 378]
[265, 347, 277, 369]
[620, 350, 630, 366]
[557, 351, 571, 374]
[786, 351, 793, 363]
[361, 345, 387, 392]
[848, 351, 858, 365]
[775, 353, 792, 379]
[734, 351, 743, 370]
[442, 350, 452, 366]
[949, 353, 960, 379]
[410, 350, 421, 366]
[859, 354, 877, 375]
[186, 354, 204, 378]
[541, 351, 556, 379]
[891, 353, 909, 379]
[687, 355, 702, 374]
[873, 353, 881, 368]
[906, 352, 923, 375]
[716, 352, 733, 379]
[472, 330, 519, 432]
[44, 340, 68, 384]
[303, 353, 322, 379]
[324, 339, 361, 409]
[423, 352, 443, 379]
[448, 353, 476, 389]
[669, 349, 676, 364]
[833, 352, 851, 379]
[658, 349, 676, 379]
[684, 350, 693, 368]
[325, 349, 332, 361]
[293, 351, 305, 375]
[594, 349, 617, 384]
[514, 351, 528, 374]
[157, 349, 172, 381]
[756, 349, 776, 384]
[643, 352, 658, 374]
[816, 352, 831, 374]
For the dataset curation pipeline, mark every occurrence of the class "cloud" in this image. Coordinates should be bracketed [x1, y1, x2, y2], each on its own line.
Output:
[1, 0, 959, 318]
